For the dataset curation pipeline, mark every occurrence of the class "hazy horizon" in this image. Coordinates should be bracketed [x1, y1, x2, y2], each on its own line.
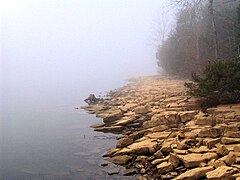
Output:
[1, 1, 175, 179]
[2, 0, 174, 109]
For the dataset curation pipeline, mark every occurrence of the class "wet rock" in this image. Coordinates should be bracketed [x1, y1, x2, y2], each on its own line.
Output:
[123, 168, 137, 176]
[157, 162, 173, 174]
[100, 160, 109, 167]
[109, 155, 132, 165]
[90, 122, 106, 128]
[175, 166, 214, 180]
[206, 166, 235, 180]
[105, 167, 120, 175]
[94, 126, 123, 133]
[116, 137, 134, 148]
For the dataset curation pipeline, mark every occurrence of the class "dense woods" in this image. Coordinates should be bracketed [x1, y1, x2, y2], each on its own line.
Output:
[156, 0, 240, 77]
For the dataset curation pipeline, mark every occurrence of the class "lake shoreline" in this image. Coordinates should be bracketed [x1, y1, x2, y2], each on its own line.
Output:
[82, 75, 240, 179]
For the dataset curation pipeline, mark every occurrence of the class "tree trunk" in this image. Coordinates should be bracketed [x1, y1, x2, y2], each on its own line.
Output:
[209, 0, 219, 59]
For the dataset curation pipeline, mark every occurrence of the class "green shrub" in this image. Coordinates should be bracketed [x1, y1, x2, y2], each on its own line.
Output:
[185, 59, 240, 107]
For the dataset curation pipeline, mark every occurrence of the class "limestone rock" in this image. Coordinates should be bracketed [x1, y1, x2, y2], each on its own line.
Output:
[94, 126, 123, 133]
[116, 139, 158, 155]
[206, 166, 235, 180]
[195, 113, 215, 126]
[178, 153, 218, 168]
[156, 162, 173, 174]
[90, 122, 106, 128]
[101, 110, 123, 122]
[109, 155, 132, 165]
[208, 159, 226, 168]
[216, 144, 229, 157]
[224, 152, 236, 166]
[176, 166, 214, 180]
[203, 138, 221, 148]
[198, 128, 221, 138]
[221, 137, 240, 144]
[224, 131, 240, 138]
[169, 153, 180, 168]
[124, 103, 138, 111]
[116, 137, 134, 148]
[134, 106, 151, 114]
[122, 168, 137, 176]
[179, 110, 198, 123]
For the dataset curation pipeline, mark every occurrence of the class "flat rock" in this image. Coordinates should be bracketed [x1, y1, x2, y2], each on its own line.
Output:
[145, 131, 172, 140]
[116, 137, 134, 148]
[134, 106, 151, 114]
[178, 153, 218, 168]
[176, 166, 214, 180]
[109, 155, 132, 165]
[224, 131, 240, 138]
[198, 128, 221, 138]
[101, 110, 123, 122]
[156, 162, 173, 174]
[188, 146, 209, 153]
[179, 110, 198, 123]
[122, 168, 137, 176]
[90, 122, 106, 128]
[116, 139, 158, 155]
[104, 167, 120, 175]
[206, 166, 234, 180]
[94, 126, 123, 133]
[221, 137, 240, 144]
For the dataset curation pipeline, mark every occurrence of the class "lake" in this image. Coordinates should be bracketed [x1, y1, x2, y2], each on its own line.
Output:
[2, 78, 137, 179]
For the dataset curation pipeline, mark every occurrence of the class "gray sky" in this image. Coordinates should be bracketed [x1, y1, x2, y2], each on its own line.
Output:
[2, 0, 173, 107]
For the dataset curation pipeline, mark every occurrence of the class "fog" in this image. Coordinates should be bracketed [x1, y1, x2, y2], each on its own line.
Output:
[2, 0, 171, 109]
[1, 0, 172, 178]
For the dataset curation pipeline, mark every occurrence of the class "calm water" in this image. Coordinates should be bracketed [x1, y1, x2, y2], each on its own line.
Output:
[1, 80, 135, 180]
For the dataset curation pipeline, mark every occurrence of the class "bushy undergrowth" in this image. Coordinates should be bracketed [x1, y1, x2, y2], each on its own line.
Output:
[185, 59, 240, 107]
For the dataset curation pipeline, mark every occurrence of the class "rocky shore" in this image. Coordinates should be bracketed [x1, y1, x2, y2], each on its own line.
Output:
[82, 75, 240, 179]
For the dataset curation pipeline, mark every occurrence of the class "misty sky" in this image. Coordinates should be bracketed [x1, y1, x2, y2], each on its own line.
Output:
[1, 0, 173, 107]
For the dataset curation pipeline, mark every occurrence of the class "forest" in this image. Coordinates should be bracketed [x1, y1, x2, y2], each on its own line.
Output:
[157, 0, 240, 76]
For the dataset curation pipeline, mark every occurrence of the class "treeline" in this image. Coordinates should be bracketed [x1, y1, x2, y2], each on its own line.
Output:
[156, 0, 240, 77]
